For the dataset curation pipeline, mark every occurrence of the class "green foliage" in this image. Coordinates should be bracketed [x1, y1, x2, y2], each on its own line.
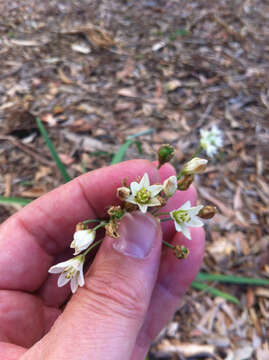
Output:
[0, 196, 32, 206]
[110, 129, 153, 165]
[191, 281, 240, 304]
[196, 272, 269, 286]
[169, 28, 190, 41]
[35, 117, 72, 183]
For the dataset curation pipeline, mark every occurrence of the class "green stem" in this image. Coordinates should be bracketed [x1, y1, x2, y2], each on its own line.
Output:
[83, 219, 102, 225]
[160, 217, 172, 222]
[191, 144, 203, 159]
[162, 240, 175, 249]
[93, 222, 107, 232]
[157, 163, 162, 170]
[155, 211, 170, 217]
[83, 238, 104, 256]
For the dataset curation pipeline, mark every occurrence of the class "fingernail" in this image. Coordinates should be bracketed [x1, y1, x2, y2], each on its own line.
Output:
[113, 212, 159, 259]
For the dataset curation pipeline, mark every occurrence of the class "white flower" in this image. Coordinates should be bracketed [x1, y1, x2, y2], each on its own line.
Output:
[71, 229, 96, 255]
[126, 173, 163, 213]
[163, 175, 177, 197]
[200, 125, 223, 157]
[170, 201, 204, 240]
[182, 158, 208, 175]
[48, 256, 85, 293]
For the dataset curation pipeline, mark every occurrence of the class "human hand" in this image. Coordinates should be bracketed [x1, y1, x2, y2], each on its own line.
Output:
[0, 160, 204, 360]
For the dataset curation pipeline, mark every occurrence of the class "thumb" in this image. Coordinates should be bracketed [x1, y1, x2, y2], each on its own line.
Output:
[25, 212, 162, 360]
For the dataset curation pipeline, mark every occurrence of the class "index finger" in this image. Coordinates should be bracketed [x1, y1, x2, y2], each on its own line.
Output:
[0, 160, 159, 291]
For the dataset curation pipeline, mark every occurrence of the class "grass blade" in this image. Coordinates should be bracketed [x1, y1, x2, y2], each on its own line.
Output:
[110, 129, 154, 165]
[35, 117, 72, 183]
[191, 281, 240, 304]
[0, 196, 32, 206]
[110, 139, 133, 165]
[196, 272, 269, 286]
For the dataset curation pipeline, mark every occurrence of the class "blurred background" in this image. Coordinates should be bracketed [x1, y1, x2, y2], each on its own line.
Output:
[0, 1, 268, 359]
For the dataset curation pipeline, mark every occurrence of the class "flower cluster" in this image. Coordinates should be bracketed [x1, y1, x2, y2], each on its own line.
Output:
[200, 125, 223, 157]
[49, 128, 222, 293]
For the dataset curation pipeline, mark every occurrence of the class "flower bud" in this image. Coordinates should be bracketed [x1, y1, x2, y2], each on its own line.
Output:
[173, 245, 189, 259]
[71, 229, 96, 255]
[177, 174, 194, 191]
[75, 222, 85, 231]
[198, 205, 217, 219]
[181, 157, 208, 175]
[117, 186, 130, 201]
[158, 144, 175, 167]
[163, 175, 177, 197]
[105, 221, 120, 238]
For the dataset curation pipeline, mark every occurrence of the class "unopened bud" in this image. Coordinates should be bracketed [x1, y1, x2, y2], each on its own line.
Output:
[158, 144, 175, 167]
[105, 221, 120, 238]
[117, 186, 130, 201]
[163, 175, 177, 197]
[198, 205, 217, 219]
[181, 157, 208, 175]
[76, 222, 85, 231]
[177, 174, 194, 191]
[173, 245, 189, 259]
[107, 205, 124, 219]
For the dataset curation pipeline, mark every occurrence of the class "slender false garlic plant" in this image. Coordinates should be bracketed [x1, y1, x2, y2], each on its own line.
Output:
[49, 125, 223, 293]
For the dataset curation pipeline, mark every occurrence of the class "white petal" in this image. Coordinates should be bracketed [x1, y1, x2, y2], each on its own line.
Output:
[57, 273, 70, 287]
[138, 204, 148, 213]
[149, 184, 163, 197]
[126, 195, 138, 205]
[163, 176, 177, 197]
[179, 200, 191, 211]
[78, 268, 85, 287]
[174, 222, 183, 233]
[188, 205, 203, 217]
[48, 258, 75, 273]
[181, 224, 191, 240]
[70, 276, 79, 294]
[48, 265, 64, 274]
[140, 173, 150, 188]
[147, 197, 161, 206]
[71, 230, 95, 255]
[130, 181, 140, 195]
[188, 217, 204, 227]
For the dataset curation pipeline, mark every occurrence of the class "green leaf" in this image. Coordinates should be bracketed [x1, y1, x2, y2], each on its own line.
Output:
[169, 28, 189, 41]
[35, 117, 72, 183]
[110, 139, 133, 165]
[110, 129, 154, 165]
[191, 281, 240, 304]
[196, 272, 269, 286]
[0, 196, 32, 206]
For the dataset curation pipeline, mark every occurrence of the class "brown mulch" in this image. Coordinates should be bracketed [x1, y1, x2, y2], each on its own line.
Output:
[0, 1, 268, 359]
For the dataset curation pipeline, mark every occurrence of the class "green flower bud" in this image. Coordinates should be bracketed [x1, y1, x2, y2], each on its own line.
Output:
[158, 144, 175, 167]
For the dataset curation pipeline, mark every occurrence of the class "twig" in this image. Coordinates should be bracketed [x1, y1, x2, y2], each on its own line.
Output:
[0, 135, 54, 166]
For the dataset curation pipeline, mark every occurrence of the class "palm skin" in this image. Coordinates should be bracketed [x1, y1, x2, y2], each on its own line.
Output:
[0, 160, 204, 360]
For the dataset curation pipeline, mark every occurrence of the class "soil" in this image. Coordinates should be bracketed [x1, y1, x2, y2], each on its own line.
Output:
[0, 1, 268, 359]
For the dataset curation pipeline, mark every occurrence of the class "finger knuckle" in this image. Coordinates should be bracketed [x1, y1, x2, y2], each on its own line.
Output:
[82, 272, 147, 320]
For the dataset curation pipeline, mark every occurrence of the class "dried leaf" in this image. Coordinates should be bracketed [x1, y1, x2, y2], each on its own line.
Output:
[117, 88, 137, 97]
[71, 42, 91, 54]
[165, 79, 181, 92]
